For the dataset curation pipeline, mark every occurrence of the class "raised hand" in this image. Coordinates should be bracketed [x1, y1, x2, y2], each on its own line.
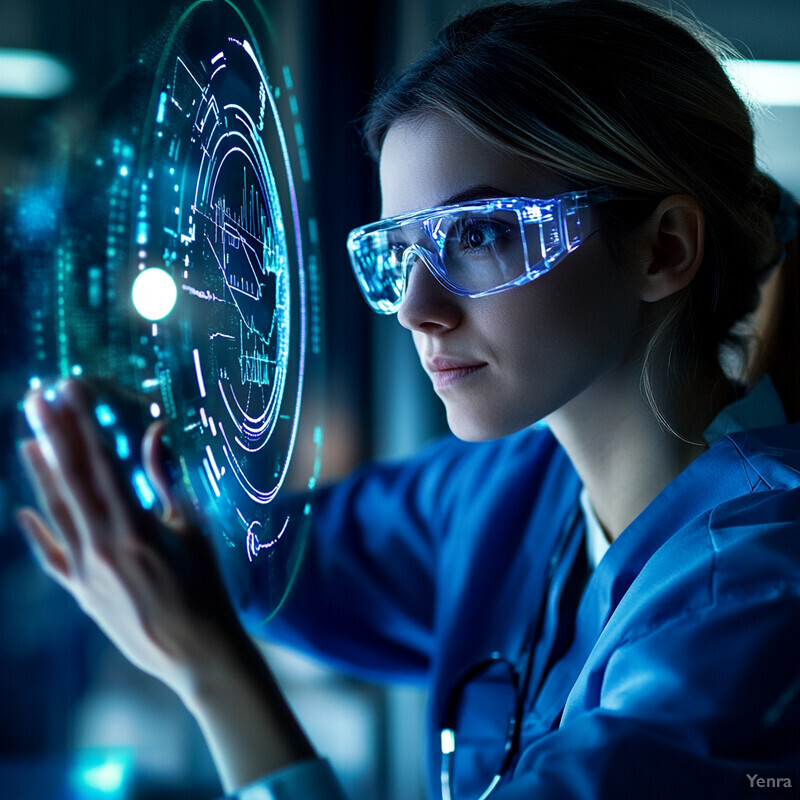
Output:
[16, 379, 240, 698]
[16, 379, 315, 791]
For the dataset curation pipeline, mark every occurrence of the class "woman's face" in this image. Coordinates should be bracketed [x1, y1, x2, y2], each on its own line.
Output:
[379, 113, 645, 442]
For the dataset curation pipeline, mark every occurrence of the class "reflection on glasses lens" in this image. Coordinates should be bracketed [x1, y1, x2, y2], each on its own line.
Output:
[438, 211, 525, 294]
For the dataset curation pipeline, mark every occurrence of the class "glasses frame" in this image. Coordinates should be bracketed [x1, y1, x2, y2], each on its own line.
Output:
[346, 187, 617, 314]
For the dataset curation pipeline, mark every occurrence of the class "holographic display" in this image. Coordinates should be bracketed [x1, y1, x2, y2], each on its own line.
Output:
[20, 0, 324, 619]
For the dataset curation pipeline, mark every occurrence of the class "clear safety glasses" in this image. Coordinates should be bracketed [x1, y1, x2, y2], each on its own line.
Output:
[346, 187, 616, 314]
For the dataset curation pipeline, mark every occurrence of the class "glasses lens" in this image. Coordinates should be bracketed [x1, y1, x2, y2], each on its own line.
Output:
[447, 658, 518, 800]
[433, 208, 526, 294]
[349, 229, 406, 313]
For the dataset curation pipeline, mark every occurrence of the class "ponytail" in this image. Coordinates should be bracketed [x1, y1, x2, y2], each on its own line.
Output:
[747, 183, 800, 422]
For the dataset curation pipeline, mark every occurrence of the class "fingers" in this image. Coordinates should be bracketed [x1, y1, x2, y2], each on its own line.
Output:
[16, 437, 74, 585]
[143, 421, 184, 527]
[24, 381, 149, 539]
[15, 507, 71, 587]
[18, 436, 82, 558]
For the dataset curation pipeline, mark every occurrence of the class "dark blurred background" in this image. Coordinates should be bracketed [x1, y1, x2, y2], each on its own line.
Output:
[0, 1, 798, 798]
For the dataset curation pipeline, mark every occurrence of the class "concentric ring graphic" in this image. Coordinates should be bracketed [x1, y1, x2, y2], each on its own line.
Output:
[23, 0, 325, 620]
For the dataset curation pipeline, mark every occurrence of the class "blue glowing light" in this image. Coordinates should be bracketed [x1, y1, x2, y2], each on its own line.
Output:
[119, 165, 129, 177]
[82, 760, 126, 793]
[156, 90, 167, 123]
[132, 469, 156, 509]
[15, 186, 59, 239]
[115, 433, 131, 460]
[72, 750, 132, 798]
[95, 404, 117, 427]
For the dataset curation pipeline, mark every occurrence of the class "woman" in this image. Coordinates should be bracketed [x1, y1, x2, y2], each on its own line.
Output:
[17, 0, 800, 798]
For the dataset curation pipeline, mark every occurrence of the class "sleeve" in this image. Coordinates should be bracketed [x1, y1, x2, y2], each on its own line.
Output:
[221, 759, 349, 800]
[493, 590, 800, 800]
[241, 435, 476, 682]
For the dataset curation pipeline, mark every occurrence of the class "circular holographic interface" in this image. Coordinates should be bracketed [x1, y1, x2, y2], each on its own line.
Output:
[22, 0, 324, 620]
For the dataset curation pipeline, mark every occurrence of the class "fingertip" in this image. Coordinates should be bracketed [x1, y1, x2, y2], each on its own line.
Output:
[16, 507, 48, 564]
[15, 506, 35, 533]
[55, 376, 86, 407]
[17, 436, 36, 463]
[15, 507, 71, 582]
[17, 437, 46, 478]
[22, 390, 48, 436]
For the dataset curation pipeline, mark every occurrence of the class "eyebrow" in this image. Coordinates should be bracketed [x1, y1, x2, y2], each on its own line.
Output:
[438, 184, 512, 206]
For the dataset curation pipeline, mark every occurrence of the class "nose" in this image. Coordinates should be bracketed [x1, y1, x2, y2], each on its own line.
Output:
[397, 248, 462, 333]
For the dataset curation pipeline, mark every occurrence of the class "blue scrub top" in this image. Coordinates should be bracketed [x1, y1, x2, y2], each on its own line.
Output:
[232, 383, 800, 799]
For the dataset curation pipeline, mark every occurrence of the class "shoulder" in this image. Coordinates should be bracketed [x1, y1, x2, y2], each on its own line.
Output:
[351, 423, 573, 510]
[313, 424, 577, 554]
[712, 421, 800, 492]
[599, 423, 800, 642]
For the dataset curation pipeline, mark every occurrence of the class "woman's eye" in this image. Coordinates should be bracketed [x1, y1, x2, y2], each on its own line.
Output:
[457, 220, 509, 251]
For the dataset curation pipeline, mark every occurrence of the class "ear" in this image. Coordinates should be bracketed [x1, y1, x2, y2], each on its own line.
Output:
[638, 195, 705, 303]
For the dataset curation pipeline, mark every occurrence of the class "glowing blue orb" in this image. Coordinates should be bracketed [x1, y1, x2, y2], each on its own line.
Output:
[131, 267, 177, 321]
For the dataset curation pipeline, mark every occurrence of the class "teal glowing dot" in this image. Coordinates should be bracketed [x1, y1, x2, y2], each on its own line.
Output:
[119, 165, 129, 177]
[131, 267, 177, 321]
[71, 364, 83, 376]
[149, 402, 161, 419]
[132, 469, 156, 509]
[77, 755, 130, 794]
[29, 377, 42, 390]
[303, 503, 311, 516]
[95, 404, 116, 427]
[115, 433, 131, 460]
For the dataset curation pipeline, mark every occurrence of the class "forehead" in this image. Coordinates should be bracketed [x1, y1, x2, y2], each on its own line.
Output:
[378, 113, 567, 218]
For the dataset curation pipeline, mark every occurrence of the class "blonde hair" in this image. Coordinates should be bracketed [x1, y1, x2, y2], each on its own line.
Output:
[364, 0, 800, 421]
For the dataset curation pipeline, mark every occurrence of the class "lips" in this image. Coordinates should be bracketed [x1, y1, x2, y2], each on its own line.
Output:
[424, 355, 487, 389]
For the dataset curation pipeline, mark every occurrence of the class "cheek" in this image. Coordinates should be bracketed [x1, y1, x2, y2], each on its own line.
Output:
[498, 252, 641, 403]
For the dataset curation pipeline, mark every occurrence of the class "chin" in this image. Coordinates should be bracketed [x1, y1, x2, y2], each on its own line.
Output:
[445, 406, 534, 443]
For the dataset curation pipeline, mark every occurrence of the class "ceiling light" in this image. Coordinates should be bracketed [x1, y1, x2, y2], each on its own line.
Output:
[0, 49, 72, 99]
[724, 60, 800, 107]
